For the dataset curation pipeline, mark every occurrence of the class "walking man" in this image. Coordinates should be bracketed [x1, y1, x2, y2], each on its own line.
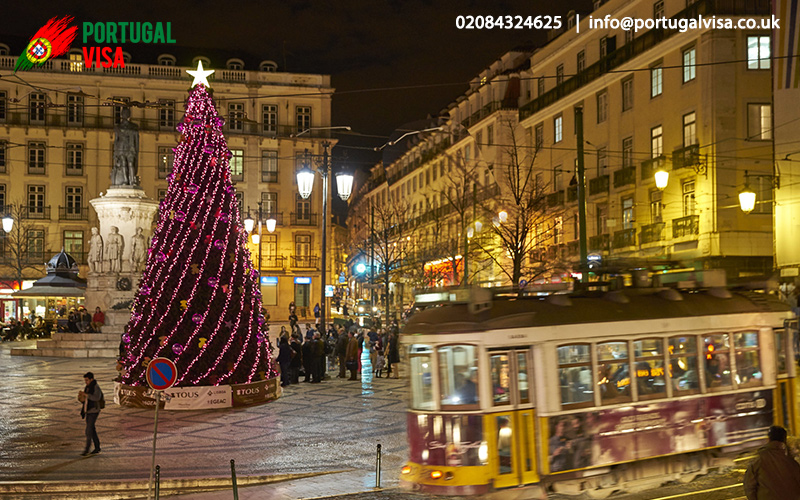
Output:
[744, 425, 800, 500]
[78, 372, 103, 456]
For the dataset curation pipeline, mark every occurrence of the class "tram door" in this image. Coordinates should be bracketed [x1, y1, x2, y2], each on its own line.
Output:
[488, 350, 539, 488]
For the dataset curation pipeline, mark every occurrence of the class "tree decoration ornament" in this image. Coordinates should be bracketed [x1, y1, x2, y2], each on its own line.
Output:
[119, 83, 277, 396]
[123, 333, 131, 343]
[186, 60, 215, 88]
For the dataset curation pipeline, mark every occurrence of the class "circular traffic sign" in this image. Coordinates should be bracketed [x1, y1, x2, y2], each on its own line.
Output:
[146, 357, 178, 391]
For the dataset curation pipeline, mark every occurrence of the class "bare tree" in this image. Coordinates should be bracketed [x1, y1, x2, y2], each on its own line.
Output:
[0, 203, 47, 290]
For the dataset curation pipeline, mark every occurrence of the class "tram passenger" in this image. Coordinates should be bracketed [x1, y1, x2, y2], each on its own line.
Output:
[549, 419, 573, 472]
[456, 369, 478, 404]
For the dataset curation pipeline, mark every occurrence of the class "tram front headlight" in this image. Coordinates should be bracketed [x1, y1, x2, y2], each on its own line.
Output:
[478, 441, 489, 464]
[430, 470, 443, 480]
[401, 465, 412, 475]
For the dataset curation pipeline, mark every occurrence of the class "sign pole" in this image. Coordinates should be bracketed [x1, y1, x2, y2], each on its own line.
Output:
[148, 390, 161, 500]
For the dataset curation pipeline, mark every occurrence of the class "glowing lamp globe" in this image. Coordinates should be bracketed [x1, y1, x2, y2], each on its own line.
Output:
[654, 168, 669, 190]
[335, 171, 354, 201]
[265, 217, 277, 233]
[296, 165, 315, 199]
[498, 210, 508, 223]
[243, 216, 255, 233]
[739, 188, 756, 214]
[2, 216, 13, 233]
[251, 233, 260, 245]
[356, 263, 367, 274]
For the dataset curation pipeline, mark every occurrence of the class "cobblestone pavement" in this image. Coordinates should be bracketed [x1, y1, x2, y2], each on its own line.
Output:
[0, 340, 409, 486]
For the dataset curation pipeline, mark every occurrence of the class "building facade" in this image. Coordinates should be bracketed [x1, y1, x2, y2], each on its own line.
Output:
[0, 45, 335, 322]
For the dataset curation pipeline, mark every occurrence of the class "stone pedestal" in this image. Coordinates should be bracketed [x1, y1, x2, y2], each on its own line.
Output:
[86, 187, 159, 338]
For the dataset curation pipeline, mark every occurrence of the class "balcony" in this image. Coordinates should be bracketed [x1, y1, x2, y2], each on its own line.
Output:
[672, 144, 701, 170]
[672, 215, 699, 239]
[547, 190, 565, 208]
[567, 184, 578, 202]
[290, 212, 318, 226]
[257, 255, 286, 269]
[59, 206, 89, 221]
[291, 255, 319, 268]
[261, 171, 278, 183]
[613, 167, 636, 189]
[612, 228, 636, 248]
[640, 222, 665, 244]
[588, 175, 609, 196]
[567, 240, 579, 256]
[641, 156, 666, 181]
[589, 234, 610, 252]
[22, 206, 51, 220]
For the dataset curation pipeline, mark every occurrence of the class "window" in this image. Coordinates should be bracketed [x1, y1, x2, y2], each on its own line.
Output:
[553, 165, 563, 191]
[67, 93, 83, 124]
[487, 124, 494, 146]
[28, 185, 45, 214]
[261, 192, 278, 216]
[159, 99, 175, 129]
[600, 36, 608, 59]
[262, 234, 277, 258]
[625, 28, 634, 45]
[157, 54, 175, 66]
[157, 189, 167, 202]
[748, 104, 772, 140]
[0, 141, 6, 173]
[682, 180, 696, 216]
[157, 146, 174, 179]
[296, 106, 311, 134]
[649, 190, 662, 223]
[703, 334, 732, 390]
[64, 230, 83, 257]
[294, 276, 310, 307]
[65, 186, 83, 216]
[597, 147, 608, 173]
[634, 339, 667, 400]
[622, 137, 633, 168]
[296, 193, 310, 221]
[66, 143, 83, 175]
[534, 123, 544, 151]
[650, 126, 663, 158]
[577, 50, 585, 73]
[752, 175, 774, 214]
[622, 77, 634, 111]
[683, 47, 696, 82]
[557, 344, 593, 406]
[261, 150, 278, 182]
[490, 353, 511, 406]
[596, 204, 607, 235]
[235, 191, 244, 216]
[228, 103, 244, 131]
[409, 345, 434, 410]
[439, 345, 480, 407]
[597, 342, 631, 404]
[0, 184, 5, 210]
[747, 35, 770, 70]
[622, 197, 634, 229]
[295, 234, 310, 256]
[734, 332, 761, 387]
[596, 91, 608, 123]
[262, 104, 277, 134]
[653, 0, 664, 17]
[556, 64, 564, 86]
[27, 229, 45, 261]
[113, 97, 130, 124]
[0, 90, 6, 122]
[669, 336, 699, 394]
[651, 65, 663, 97]
[464, 144, 471, 162]
[537, 77, 545, 97]
[553, 216, 563, 244]
[683, 112, 697, 146]
[28, 142, 46, 174]
[554, 114, 563, 143]
[229, 149, 244, 181]
[29, 93, 46, 123]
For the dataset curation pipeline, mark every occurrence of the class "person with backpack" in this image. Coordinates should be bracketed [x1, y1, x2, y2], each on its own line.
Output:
[78, 372, 104, 456]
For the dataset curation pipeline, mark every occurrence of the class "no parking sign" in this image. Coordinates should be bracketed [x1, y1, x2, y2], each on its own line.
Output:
[146, 357, 178, 391]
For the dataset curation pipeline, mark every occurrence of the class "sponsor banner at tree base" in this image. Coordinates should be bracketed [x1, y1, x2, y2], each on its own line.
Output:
[114, 377, 281, 410]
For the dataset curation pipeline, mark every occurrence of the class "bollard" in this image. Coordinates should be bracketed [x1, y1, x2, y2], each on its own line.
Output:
[231, 459, 239, 500]
[154, 465, 160, 500]
[376, 443, 382, 488]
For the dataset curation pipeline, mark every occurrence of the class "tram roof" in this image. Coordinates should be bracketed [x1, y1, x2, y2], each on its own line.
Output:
[403, 289, 793, 334]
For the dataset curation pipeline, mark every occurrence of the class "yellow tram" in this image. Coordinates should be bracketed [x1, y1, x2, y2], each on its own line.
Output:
[399, 284, 798, 496]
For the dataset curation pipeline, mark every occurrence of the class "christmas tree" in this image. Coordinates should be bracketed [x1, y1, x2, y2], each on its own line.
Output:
[120, 70, 277, 392]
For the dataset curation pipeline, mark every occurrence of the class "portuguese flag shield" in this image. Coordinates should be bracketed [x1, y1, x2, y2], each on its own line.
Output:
[15, 16, 77, 73]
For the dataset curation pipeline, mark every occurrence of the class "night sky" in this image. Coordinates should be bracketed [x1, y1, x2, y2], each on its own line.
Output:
[0, 0, 588, 170]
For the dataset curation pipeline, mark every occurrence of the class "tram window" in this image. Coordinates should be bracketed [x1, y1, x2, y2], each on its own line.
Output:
[703, 334, 732, 390]
[634, 339, 667, 400]
[517, 352, 530, 404]
[775, 330, 787, 375]
[669, 336, 700, 394]
[490, 354, 511, 406]
[439, 345, 479, 407]
[557, 344, 593, 406]
[597, 341, 631, 404]
[734, 332, 761, 387]
[410, 344, 434, 410]
[496, 416, 513, 474]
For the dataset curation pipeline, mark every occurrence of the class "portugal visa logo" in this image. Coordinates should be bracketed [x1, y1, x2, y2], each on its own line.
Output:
[15, 16, 77, 72]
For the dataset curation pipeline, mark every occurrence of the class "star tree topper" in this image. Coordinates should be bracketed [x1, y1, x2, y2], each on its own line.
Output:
[187, 60, 215, 88]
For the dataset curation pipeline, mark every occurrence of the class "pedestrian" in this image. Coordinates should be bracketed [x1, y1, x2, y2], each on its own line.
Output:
[313, 332, 326, 382]
[91, 307, 105, 332]
[744, 425, 800, 500]
[335, 328, 349, 378]
[302, 333, 315, 382]
[289, 334, 303, 384]
[313, 302, 321, 330]
[386, 330, 400, 379]
[277, 336, 292, 387]
[67, 309, 80, 333]
[78, 372, 104, 456]
[345, 331, 359, 380]
[79, 307, 92, 332]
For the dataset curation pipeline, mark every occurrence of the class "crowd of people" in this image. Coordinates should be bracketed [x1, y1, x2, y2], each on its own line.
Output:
[0, 306, 106, 342]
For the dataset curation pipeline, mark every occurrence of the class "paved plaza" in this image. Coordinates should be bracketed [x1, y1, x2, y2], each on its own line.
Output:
[0, 340, 410, 498]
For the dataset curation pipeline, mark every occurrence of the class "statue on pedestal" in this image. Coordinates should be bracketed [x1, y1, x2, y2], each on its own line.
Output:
[130, 227, 147, 272]
[106, 226, 125, 273]
[88, 227, 104, 273]
[111, 107, 140, 187]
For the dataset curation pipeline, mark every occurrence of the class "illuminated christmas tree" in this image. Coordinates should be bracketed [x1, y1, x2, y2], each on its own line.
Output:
[120, 66, 277, 394]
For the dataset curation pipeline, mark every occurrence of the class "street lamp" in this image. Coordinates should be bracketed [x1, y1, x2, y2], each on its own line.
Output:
[654, 166, 669, 190]
[296, 141, 354, 331]
[739, 170, 756, 214]
[2, 215, 13, 233]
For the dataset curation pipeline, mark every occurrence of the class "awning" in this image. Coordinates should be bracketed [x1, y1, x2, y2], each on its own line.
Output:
[12, 286, 85, 298]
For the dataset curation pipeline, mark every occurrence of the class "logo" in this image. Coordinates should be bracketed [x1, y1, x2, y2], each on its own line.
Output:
[15, 16, 77, 72]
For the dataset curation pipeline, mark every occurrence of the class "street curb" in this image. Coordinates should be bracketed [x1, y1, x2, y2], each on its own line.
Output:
[0, 469, 353, 497]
